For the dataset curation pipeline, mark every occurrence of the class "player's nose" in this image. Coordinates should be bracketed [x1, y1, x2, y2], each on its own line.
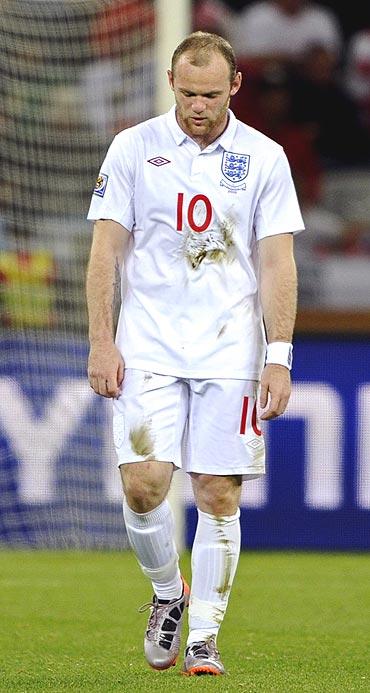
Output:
[191, 99, 206, 113]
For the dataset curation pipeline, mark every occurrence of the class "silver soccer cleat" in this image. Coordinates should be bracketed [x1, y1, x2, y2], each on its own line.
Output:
[182, 636, 225, 676]
[139, 578, 190, 670]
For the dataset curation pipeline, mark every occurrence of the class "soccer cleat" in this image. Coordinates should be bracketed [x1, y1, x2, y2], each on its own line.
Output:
[139, 578, 190, 671]
[182, 636, 225, 676]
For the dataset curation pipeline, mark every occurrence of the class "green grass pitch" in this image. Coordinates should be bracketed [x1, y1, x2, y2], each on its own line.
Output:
[0, 550, 369, 692]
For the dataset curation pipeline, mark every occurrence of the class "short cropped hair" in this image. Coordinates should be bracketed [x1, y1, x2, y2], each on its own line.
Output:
[171, 31, 237, 83]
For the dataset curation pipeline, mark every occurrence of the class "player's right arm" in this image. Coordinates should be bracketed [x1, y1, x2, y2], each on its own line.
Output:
[86, 219, 130, 398]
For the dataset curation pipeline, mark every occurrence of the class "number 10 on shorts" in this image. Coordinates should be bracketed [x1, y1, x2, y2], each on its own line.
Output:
[240, 396, 262, 436]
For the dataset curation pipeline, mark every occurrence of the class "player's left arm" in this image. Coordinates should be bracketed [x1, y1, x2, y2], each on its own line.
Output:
[258, 232, 297, 420]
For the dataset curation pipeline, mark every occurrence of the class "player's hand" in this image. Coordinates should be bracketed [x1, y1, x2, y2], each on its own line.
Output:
[87, 342, 124, 398]
[259, 363, 291, 420]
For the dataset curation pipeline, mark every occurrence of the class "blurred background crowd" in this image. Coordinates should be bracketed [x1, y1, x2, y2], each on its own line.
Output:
[0, 0, 369, 331]
[195, 0, 370, 311]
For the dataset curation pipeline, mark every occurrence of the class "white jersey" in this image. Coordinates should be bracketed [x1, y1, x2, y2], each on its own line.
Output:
[87, 107, 304, 379]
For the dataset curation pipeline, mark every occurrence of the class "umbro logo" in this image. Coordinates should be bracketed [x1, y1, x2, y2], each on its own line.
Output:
[148, 156, 171, 166]
[247, 439, 264, 450]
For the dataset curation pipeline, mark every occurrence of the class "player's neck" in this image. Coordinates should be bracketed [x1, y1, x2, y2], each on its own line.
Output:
[192, 132, 222, 150]
[177, 113, 229, 150]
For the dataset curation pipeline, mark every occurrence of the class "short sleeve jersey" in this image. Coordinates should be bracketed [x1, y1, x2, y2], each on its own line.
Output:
[87, 107, 304, 379]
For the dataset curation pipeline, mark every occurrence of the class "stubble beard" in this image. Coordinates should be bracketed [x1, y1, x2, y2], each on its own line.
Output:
[178, 98, 230, 143]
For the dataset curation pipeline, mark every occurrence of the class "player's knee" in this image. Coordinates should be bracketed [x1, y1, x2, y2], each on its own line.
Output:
[192, 474, 242, 516]
[120, 462, 170, 513]
[124, 478, 167, 512]
[203, 494, 237, 516]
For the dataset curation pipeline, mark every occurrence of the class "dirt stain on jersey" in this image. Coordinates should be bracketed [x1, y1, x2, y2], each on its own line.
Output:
[217, 323, 227, 339]
[182, 217, 236, 269]
[209, 219, 236, 265]
[129, 423, 155, 459]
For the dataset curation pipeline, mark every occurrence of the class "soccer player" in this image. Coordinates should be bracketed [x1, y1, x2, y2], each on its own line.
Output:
[86, 31, 304, 676]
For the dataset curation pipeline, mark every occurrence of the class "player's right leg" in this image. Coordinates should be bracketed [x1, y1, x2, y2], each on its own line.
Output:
[122, 462, 189, 670]
[113, 369, 189, 670]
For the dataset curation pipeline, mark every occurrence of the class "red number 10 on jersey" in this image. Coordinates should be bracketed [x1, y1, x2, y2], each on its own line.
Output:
[176, 193, 212, 233]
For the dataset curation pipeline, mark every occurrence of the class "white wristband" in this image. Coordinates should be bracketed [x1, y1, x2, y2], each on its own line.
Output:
[266, 342, 293, 370]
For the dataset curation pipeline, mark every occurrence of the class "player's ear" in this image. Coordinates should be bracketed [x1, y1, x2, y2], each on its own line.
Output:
[230, 71, 242, 97]
[167, 69, 174, 91]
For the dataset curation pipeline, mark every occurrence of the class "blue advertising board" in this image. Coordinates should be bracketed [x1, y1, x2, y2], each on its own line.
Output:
[188, 338, 370, 550]
[0, 334, 369, 550]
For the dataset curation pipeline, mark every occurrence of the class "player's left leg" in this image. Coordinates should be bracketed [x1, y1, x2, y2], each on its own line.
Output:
[183, 473, 241, 676]
[182, 378, 265, 676]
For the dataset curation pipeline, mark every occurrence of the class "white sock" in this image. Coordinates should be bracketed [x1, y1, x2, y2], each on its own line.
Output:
[123, 496, 182, 601]
[187, 508, 241, 646]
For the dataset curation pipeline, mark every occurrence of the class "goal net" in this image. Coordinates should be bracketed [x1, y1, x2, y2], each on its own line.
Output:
[0, 0, 267, 550]
[0, 0, 157, 548]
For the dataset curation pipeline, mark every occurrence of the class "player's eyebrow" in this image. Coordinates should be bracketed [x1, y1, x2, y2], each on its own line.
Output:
[179, 88, 223, 97]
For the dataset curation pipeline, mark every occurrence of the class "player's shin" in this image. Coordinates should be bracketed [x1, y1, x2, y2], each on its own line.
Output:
[187, 508, 241, 645]
[122, 496, 182, 600]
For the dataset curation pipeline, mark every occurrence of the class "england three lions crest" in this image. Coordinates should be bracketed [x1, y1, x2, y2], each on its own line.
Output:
[221, 151, 250, 191]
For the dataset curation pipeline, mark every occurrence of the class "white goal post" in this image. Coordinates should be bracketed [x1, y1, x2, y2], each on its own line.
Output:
[155, 0, 192, 114]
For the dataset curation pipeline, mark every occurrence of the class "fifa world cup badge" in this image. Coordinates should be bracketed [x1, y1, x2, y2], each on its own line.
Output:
[93, 173, 109, 198]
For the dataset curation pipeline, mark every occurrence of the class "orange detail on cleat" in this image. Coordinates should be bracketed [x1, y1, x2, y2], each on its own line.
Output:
[182, 665, 222, 676]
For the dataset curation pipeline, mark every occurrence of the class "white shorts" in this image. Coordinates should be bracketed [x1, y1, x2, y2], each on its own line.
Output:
[112, 369, 265, 478]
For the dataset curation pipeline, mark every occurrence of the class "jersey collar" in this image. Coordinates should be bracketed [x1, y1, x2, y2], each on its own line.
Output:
[166, 105, 238, 151]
